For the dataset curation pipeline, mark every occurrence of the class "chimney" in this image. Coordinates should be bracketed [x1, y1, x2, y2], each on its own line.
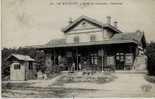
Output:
[113, 21, 118, 28]
[106, 16, 111, 25]
[69, 17, 73, 24]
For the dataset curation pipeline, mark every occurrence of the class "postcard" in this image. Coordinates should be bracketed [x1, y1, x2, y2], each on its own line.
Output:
[1, 0, 155, 98]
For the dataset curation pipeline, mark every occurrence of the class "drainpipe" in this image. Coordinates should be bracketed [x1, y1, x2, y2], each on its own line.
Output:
[101, 48, 104, 72]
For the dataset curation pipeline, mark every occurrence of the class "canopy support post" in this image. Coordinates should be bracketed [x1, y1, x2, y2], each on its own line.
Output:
[101, 48, 104, 72]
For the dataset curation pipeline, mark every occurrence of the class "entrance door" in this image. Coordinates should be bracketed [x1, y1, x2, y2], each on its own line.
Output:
[11, 63, 25, 80]
[115, 53, 125, 70]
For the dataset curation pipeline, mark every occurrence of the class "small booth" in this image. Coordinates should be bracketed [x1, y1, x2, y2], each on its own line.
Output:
[6, 54, 36, 81]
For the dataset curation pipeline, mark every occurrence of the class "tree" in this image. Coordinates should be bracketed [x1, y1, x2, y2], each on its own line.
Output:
[146, 42, 155, 76]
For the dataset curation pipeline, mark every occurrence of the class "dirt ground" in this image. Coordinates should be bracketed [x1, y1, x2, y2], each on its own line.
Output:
[2, 72, 155, 98]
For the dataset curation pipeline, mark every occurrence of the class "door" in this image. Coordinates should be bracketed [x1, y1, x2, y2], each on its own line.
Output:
[10, 63, 25, 80]
[115, 53, 125, 70]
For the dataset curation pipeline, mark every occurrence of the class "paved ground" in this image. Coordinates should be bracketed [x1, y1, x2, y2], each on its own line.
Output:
[66, 73, 155, 97]
[2, 72, 155, 98]
[28, 74, 64, 87]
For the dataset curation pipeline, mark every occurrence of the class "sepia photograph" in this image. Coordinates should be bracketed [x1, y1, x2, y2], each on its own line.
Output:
[1, 0, 155, 98]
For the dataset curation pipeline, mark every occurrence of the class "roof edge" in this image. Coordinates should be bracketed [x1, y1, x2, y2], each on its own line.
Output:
[62, 15, 122, 33]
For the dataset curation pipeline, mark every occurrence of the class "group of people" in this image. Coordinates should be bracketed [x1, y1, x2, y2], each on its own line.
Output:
[70, 61, 90, 72]
[70, 62, 82, 72]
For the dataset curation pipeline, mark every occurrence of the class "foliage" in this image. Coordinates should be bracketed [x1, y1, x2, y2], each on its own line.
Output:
[55, 72, 116, 84]
[146, 42, 155, 76]
[144, 75, 155, 83]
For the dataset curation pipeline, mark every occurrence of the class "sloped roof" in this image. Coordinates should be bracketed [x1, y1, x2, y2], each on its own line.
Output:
[36, 32, 145, 49]
[112, 32, 144, 42]
[62, 15, 122, 33]
[112, 32, 146, 48]
[46, 39, 66, 46]
[37, 40, 137, 49]
[6, 54, 35, 61]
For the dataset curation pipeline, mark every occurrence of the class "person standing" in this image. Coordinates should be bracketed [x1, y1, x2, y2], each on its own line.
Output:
[79, 63, 82, 71]
[72, 62, 75, 72]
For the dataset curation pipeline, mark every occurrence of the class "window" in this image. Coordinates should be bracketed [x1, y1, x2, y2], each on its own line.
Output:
[107, 56, 115, 66]
[73, 36, 79, 43]
[90, 35, 96, 42]
[90, 54, 97, 65]
[14, 64, 20, 69]
[116, 53, 125, 62]
[29, 62, 33, 70]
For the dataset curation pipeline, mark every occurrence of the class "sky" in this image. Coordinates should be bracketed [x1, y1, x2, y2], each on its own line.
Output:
[2, 0, 155, 48]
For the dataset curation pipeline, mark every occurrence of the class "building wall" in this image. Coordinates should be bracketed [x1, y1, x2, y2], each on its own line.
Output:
[10, 62, 25, 81]
[104, 29, 113, 39]
[65, 20, 115, 43]
[65, 29, 113, 43]
[25, 62, 37, 80]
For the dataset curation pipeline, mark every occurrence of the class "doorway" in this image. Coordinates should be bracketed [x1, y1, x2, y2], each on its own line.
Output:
[115, 53, 125, 70]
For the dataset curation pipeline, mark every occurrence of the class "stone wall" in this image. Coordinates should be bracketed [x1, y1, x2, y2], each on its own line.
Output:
[133, 55, 147, 71]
